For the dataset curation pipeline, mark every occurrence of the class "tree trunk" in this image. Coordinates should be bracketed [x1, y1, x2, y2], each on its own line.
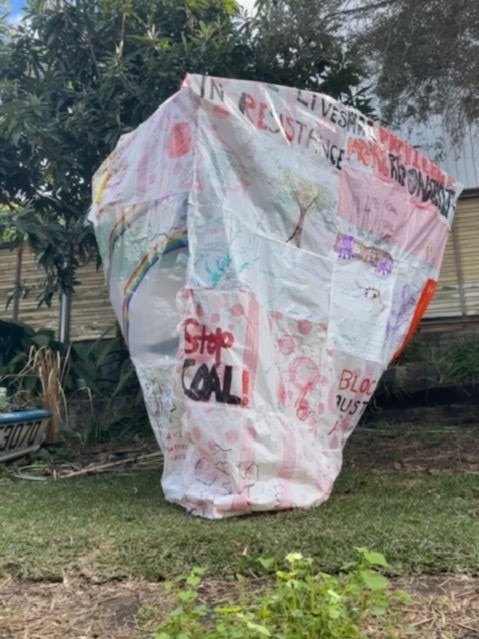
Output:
[287, 205, 308, 248]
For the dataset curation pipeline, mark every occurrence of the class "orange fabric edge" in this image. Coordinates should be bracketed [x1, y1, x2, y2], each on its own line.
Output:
[390, 278, 438, 364]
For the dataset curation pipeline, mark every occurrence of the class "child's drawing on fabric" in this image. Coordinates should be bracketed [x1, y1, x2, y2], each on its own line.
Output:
[335, 233, 394, 276]
[282, 170, 334, 248]
[208, 135, 258, 194]
[328, 257, 392, 362]
[338, 168, 413, 247]
[289, 356, 320, 422]
[354, 280, 387, 315]
[192, 439, 243, 495]
[167, 121, 192, 159]
[387, 283, 421, 347]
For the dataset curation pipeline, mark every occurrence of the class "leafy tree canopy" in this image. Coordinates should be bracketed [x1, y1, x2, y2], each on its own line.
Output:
[243, 0, 373, 113]
[349, 0, 479, 139]
[0, 0, 371, 304]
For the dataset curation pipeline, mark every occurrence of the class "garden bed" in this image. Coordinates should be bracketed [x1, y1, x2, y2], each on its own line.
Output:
[1, 571, 478, 638]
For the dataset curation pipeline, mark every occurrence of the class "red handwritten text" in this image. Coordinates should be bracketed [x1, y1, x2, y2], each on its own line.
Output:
[184, 319, 234, 366]
[339, 369, 376, 396]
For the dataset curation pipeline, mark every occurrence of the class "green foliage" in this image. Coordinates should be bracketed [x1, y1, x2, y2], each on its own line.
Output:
[155, 549, 408, 639]
[241, 0, 374, 112]
[0, 0, 372, 304]
[394, 335, 479, 384]
[68, 329, 147, 444]
[439, 339, 479, 384]
[0, 318, 140, 406]
[0, 319, 61, 396]
[0, 0, 246, 304]
[65, 328, 139, 399]
[352, 0, 479, 137]
[393, 334, 431, 366]
[0, 316, 146, 441]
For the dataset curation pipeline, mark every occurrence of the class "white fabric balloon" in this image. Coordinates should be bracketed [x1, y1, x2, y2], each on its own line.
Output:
[89, 75, 462, 518]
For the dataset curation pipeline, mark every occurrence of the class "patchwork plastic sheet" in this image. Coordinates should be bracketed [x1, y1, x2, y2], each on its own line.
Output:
[89, 75, 462, 518]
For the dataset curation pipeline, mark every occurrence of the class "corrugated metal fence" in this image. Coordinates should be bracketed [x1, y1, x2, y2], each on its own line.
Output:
[1, 193, 478, 341]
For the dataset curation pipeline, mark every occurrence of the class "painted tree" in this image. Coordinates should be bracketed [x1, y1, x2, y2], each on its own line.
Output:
[282, 169, 333, 248]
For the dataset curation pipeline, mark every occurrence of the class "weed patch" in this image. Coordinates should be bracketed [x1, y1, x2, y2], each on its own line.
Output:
[155, 549, 410, 638]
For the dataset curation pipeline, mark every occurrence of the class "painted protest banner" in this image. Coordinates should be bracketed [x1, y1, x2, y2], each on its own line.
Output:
[89, 75, 462, 518]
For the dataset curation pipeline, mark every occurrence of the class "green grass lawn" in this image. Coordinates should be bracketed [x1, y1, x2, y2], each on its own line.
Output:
[1, 466, 478, 582]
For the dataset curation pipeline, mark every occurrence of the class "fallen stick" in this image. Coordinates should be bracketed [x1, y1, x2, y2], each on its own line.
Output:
[58, 451, 163, 479]
[453, 621, 479, 635]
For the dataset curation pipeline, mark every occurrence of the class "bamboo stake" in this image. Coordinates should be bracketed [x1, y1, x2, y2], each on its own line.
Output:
[58, 452, 163, 479]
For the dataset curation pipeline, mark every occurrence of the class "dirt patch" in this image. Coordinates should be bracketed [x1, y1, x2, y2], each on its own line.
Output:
[397, 575, 479, 638]
[7, 426, 479, 481]
[0, 577, 166, 639]
[1, 574, 478, 638]
[6, 441, 163, 481]
[345, 426, 479, 475]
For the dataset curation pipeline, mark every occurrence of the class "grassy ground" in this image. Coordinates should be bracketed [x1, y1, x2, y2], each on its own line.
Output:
[1, 426, 479, 637]
[1, 431, 479, 583]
